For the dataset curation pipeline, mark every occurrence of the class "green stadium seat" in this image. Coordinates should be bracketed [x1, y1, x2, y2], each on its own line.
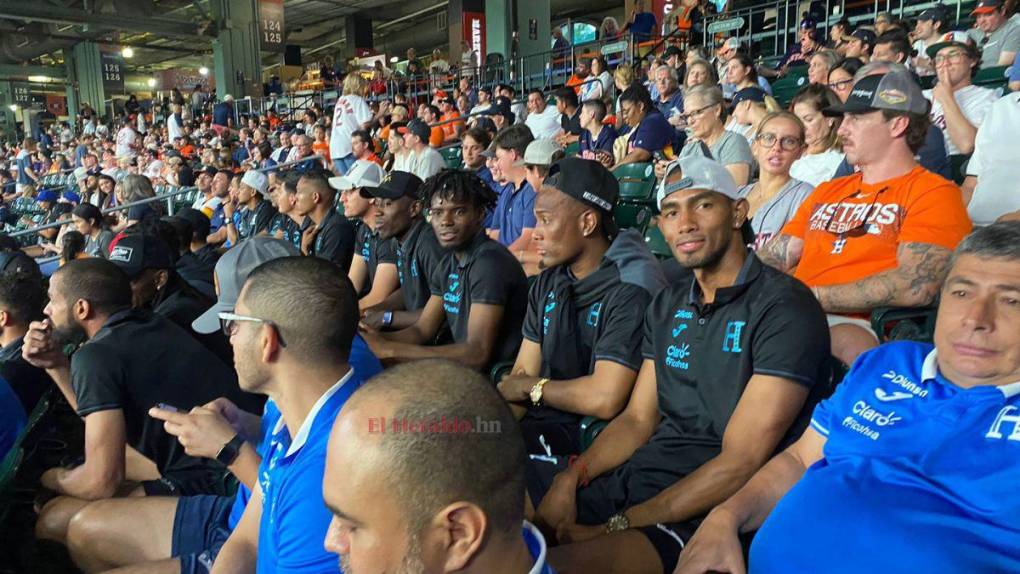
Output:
[614, 162, 657, 204]
[579, 416, 608, 452]
[771, 73, 811, 108]
[614, 202, 652, 233]
[973, 65, 1009, 92]
[644, 224, 671, 260]
[441, 146, 463, 169]
[563, 142, 580, 157]
[870, 306, 938, 344]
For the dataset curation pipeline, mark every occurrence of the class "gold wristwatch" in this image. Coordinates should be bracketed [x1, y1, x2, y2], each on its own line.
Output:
[530, 378, 550, 406]
[605, 512, 631, 533]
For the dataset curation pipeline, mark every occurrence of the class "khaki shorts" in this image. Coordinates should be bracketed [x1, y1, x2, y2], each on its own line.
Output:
[826, 314, 879, 342]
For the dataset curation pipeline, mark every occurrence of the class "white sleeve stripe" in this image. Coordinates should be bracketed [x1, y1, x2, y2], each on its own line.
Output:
[810, 418, 830, 436]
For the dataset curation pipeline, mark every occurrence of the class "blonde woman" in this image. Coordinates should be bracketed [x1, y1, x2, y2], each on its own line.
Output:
[789, 84, 846, 186]
[330, 73, 373, 175]
[684, 59, 718, 90]
[737, 111, 814, 248]
[613, 65, 635, 129]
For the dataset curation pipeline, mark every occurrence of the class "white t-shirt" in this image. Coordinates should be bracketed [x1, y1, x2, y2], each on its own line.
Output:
[789, 149, 846, 187]
[407, 146, 445, 181]
[330, 95, 372, 159]
[167, 114, 183, 141]
[392, 151, 413, 173]
[966, 92, 1020, 225]
[525, 105, 562, 139]
[923, 84, 998, 156]
[115, 127, 137, 158]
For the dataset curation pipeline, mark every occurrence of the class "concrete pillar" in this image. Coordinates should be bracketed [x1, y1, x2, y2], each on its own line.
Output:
[69, 42, 105, 120]
[515, 0, 550, 89]
[0, 81, 15, 142]
[210, 0, 262, 99]
[485, 0, 511, 61]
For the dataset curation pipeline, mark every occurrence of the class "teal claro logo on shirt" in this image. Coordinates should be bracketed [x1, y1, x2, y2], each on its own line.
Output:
[666, 309, 694, 370]
[444, 272, 462, 315]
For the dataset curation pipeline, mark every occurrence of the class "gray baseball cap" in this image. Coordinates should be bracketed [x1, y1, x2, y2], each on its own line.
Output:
[822, 71, 928, 117]
[523, 138, 562, 166]
[192, 236, 300, 334]
[656, 156, 738, 210]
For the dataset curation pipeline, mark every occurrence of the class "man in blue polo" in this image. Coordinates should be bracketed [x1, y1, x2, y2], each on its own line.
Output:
[677, 221, 1020, 574]
[207, 256, 366, 573]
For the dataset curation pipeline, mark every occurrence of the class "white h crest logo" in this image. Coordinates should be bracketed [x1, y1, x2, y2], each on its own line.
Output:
[831, 237, 847, 254]
[985, 405, 1020, 441]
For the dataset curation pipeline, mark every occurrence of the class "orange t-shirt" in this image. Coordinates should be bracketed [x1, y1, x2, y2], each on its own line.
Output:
[566, 74, 585, 95]
[440, 112, 462, 140]
[429, 126, 445, 147]
[312, 140, 330, 159]
[782, 166, 972, 288]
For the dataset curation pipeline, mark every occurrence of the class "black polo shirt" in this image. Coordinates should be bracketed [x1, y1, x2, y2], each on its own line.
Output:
[428, 233, 528, 370]
[268, 212, 301, 251]
[176, 252, 216, 300]
[311, 209, 356, 272]
[152, 273, 232, 364]
[395, 218, 446, 312]
[354, 220, 397, 297]
[235, 199, 277, 241]
[72, 309, 259, 492]
[521, 263, 649, 428]
[625, 253, 830, 490]
[561, 107, 583, 136]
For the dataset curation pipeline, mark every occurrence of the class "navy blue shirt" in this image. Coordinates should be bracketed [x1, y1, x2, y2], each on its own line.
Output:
[0, 376, 26, 461]
[629, 12, 658, 40]
[654, 89, 685, 122]
[751, 342, 1020, 574]
[212, 102, 232, 127]
[580, 126, 619, 160]
[628, 110, 674, 158]
[477, 166, 500, 229]
[491, 179, 537, 246]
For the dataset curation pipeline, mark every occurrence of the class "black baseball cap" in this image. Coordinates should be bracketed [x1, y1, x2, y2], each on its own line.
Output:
[174, 207, 212, 238]
[360, 171, 424, 200]
[662, 46, 683, 59]
[544, 157, 620, 236]
[200, 165, 218, 177]
[398, 118, 431, 142]
[917, 7, 946, 21]
[850, 28, 876, 47]
[823, 71, 928, 116]
[107, 233, 174, 279]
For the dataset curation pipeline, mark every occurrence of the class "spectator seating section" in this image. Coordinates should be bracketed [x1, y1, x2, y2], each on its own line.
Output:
[614, 162, 658, 233]
[771, 65, 810, 107]
[870, 305, 938, 344]
[441, 146, 463, 169]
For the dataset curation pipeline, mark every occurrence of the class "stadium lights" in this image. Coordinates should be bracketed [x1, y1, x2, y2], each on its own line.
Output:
[390, 56, 399, 63]
[199, 66, 209, 76]
[28, 75, 50, 83]
[147, 78, 157, 88]
[122, 47, 134, 58]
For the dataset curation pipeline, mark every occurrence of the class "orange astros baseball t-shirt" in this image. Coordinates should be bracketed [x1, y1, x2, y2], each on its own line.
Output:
[781, 166, 972, 287]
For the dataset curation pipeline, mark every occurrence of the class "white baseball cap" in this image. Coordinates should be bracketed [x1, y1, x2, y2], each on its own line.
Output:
[329, 160, 386, 191]
[241, 170, 269, 196]
[656, 156, 738, 210]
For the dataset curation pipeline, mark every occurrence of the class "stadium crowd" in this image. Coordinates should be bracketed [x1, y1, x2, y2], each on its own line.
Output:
[0, 1, 1019, 573]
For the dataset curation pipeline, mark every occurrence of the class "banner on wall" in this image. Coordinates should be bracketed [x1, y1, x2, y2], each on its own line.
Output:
[258, 0, 286, 52]
[46, 94, 67, 116]
[462, 12, 486, 64]
[101, 52, 126, 93]
[157, 69, 215, 91]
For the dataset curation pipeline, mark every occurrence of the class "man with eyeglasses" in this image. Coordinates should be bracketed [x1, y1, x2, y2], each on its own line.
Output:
[923, 32, 998, 158]
[759, 70, 972, 367]
[971, 0, 1020, 67]
[23, 259, 260, 548]
[62, 238, 383, 574]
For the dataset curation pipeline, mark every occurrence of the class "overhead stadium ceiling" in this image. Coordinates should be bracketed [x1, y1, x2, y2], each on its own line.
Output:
[0, 0, 621, 74]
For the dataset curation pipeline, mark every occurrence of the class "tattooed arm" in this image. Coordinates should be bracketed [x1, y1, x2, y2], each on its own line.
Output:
[814, 241, 952, 313]
[757, 233, 804, 273]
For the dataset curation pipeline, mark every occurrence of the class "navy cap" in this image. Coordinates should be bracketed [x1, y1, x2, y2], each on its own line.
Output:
[730, 87, 767, 109]
[850, 28, 877, 46]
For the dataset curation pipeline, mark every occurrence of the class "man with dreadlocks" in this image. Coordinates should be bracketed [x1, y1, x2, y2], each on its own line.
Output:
[361, 169, 529, 372]
[497, 158, 668, 457]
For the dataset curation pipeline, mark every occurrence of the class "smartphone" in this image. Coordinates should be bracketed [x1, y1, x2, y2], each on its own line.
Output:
[155, 403, 181, 413]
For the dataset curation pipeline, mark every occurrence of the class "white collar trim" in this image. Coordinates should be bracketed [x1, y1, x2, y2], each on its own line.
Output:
[920, 349, 1020, 399]
[524, 520, 548, 574]
[273, 369, 354, 457]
